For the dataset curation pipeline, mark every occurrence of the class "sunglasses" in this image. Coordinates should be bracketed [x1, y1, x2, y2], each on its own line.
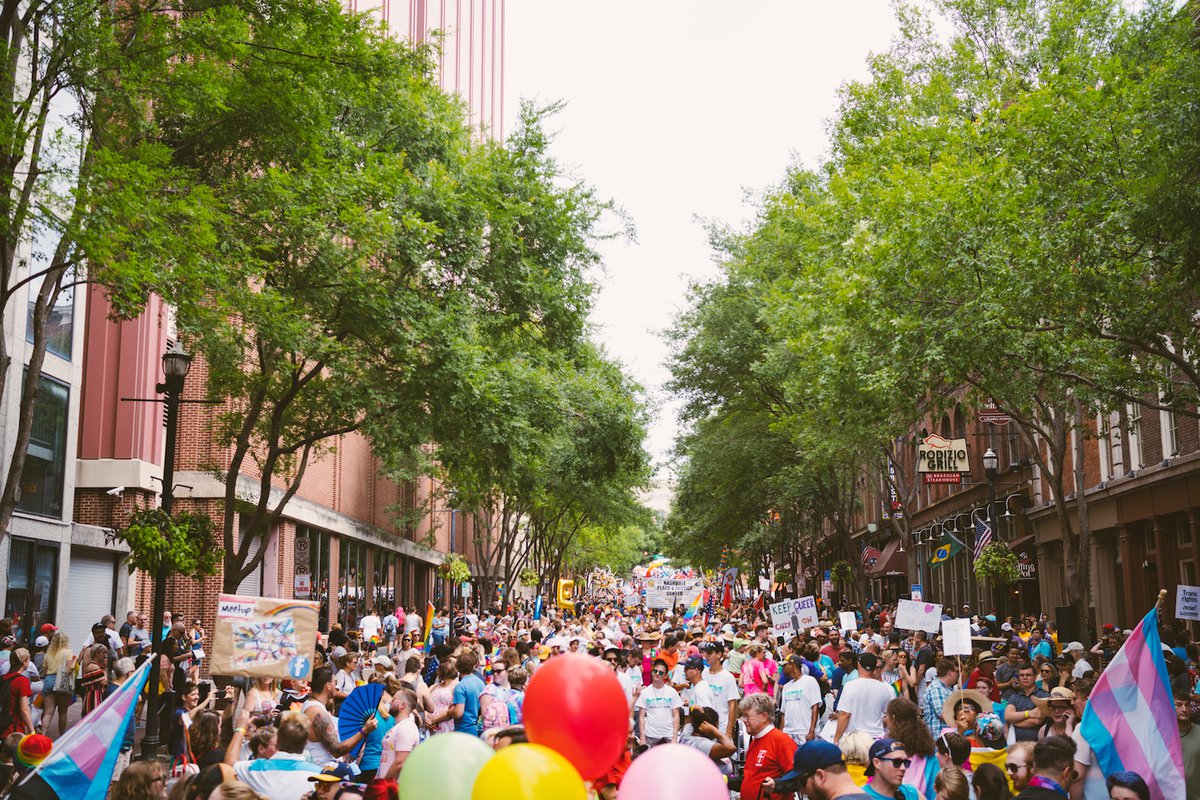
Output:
[652, 670, 667, 676]
[605, 657, 619, 663]
[1006, 763, 1028, 773]
[879, 757, 912, 769]
[492, 666, 506, 673]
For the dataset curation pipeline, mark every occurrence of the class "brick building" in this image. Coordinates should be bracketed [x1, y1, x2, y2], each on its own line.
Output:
[829, 395, 1200, 633]
[2, 1, 505, 650]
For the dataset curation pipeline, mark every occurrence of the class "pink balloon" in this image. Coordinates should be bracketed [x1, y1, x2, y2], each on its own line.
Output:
[618, 743, 727, 800]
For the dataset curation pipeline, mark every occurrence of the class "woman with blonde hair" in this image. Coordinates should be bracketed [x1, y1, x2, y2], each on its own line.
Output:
[934, 764, 970, 800]
[839, 731, 875, 787]
[40, 632, 75, 737]
[112, 760, 167, 800]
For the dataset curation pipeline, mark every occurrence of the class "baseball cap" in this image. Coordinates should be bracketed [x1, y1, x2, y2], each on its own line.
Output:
[775, 740, 843, 784]
[34, 636, 49, 648]
[370, 655, 394, 671]
[39, 623, 56, 634]
[857, 652, 879, 671]
[700, 642, 723, 654]
[538, 645, 551, 661]
[1065, 641, 1085, 653]
[309, 763, 356, 783]
[683, 656, 706, 671]
[865, 738, 906, 776]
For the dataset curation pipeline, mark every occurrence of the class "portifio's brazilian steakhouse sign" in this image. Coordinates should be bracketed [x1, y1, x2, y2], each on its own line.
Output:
[917, 433, 970, 484]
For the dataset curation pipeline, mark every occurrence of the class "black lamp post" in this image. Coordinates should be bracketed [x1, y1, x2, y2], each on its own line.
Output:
[142, 341, 192, 760]
[982, 446, 999, 614]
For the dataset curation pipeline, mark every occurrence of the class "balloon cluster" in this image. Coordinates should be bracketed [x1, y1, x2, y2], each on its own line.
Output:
[395, 653, 728, 798]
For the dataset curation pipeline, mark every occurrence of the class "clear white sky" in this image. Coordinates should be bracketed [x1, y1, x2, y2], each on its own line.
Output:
[504, 2, 902, 480]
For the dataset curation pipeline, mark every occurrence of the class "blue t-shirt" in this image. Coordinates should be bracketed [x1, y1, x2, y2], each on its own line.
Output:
[453, 674, 486, 735]
[359, 711, 396, 771]
[1030, 640, 1053, 661]
[864, 782, 921, 800]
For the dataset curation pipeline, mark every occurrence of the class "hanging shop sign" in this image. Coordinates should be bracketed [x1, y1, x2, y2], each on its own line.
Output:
[979, 398, 1011, 426]
[918, 434, 971, 484]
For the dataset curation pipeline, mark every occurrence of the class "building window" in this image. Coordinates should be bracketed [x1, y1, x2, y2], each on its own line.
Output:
[1097, 411, 1112, 483]
[298, 526, 331, 630]
[373, 550, 396, 614]
[4, 537, 59, 643]
[25, 245, 75, 360]
[1180, 516, 1194, 548]
[1126, 404, 1143, 472]
[340, 539, 368, 630]
[17, 373, 69, 519]
[1146, 524, 1158, 554]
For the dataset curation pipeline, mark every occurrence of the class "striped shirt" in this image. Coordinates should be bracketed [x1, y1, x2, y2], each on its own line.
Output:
[923, 676, 955, 737]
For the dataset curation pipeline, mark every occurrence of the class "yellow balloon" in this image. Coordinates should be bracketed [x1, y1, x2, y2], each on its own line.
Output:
[470, 743, 586, 800]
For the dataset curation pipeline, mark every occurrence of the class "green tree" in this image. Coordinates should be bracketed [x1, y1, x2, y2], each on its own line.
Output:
[0, 0, 229, 539]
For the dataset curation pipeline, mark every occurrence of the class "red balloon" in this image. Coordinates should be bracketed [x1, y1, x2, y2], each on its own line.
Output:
[523, 653, 630, 779]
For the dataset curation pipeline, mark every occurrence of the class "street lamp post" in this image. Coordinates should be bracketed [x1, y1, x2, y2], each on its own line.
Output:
[142, 342, 192, 760]
[982, 447, 999, 615]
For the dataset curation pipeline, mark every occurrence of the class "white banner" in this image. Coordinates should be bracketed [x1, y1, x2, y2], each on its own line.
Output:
[839, 611, 858, 634]
[622, 592, 640, 608]
[645, 591, 672, 609]
[941, 617, 972, 656]
[895, 598, 943, 633]
[1178, 585, 1200, 621]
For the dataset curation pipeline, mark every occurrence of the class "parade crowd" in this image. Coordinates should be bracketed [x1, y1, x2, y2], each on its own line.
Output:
[0, 592, 1194, 799]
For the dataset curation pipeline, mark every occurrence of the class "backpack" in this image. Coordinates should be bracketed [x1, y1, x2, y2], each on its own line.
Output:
[480, 687, 512, 731]
[0, 673, 16, 732]
[383, 614, 398, 637]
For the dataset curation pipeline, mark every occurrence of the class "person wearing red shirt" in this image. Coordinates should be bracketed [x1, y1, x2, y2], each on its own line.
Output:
[1, 650, 34, 736]
[738, 693, 796, 800]
[967, 653, 1001, 702]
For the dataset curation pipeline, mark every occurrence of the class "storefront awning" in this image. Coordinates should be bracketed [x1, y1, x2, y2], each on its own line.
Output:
[869, 539, 908, 577]
[1007, 535, 1036, 553]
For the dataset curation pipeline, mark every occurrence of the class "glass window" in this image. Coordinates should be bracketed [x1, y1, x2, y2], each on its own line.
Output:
[298, 526, 331, 630]
[25, 232, 75, 360]
[1180, 516, 1193, 548]
[4, 538, 58, 644]
[1126, 404, 1143, 471]
[339, 539, 368, 630]
[17, 373, 69, 519]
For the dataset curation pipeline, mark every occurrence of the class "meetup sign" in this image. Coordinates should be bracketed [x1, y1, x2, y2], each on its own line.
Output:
[918, 433, 971, 484]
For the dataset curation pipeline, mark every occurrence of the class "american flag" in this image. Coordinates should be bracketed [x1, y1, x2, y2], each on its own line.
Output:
[860, 545, 882, 569]
[973, 517, 993, 559]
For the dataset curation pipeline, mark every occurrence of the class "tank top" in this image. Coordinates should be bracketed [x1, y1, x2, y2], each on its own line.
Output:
[301, 698, 337, 764]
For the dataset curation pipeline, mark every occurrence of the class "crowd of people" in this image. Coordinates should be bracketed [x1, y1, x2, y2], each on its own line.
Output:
[0, 595, 1193, 799]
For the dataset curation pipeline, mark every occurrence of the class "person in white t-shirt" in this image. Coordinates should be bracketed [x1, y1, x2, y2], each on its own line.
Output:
[605, 648, 636, 708]
[379, 688, 420, 780]
[779, 655, 822, 744]
[635, 658, 682, 746]
[701, 643, 741, 738]
[680, 655, 717, 711]
[833, 652, 895, 743]
[359, 610, 382, 643]
[405, 609, 422, 635]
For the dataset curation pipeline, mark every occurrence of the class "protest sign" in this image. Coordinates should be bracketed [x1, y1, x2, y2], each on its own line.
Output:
[839, 611, 858, 634]
[1178, 585, 1200, 621]
[941, 617, 972, 656]
[769, 596, 819, 637]
[211, 594, 319, 680]
[895, 598, 943, 633]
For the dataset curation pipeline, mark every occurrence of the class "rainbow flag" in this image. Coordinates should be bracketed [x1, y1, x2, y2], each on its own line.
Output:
[1080, 604, 1185, 800]
[421, 601, 435, 653]
[682, 590, 704, 622]
[888, 678, 905, 697]
[23, 656, 151, 800]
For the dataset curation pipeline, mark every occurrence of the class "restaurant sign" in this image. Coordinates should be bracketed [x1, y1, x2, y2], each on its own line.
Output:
[917, 434, 970, 484]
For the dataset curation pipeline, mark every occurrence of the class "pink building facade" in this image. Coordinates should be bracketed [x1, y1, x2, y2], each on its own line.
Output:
[8, 1, 507, 646]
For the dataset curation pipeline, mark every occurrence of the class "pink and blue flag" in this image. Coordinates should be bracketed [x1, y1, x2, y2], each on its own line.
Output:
[25, 656, 152, 800]
[1079, 605, 1185, 800]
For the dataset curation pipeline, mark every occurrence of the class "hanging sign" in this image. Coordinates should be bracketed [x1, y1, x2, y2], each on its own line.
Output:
[918, 434, 971, 484]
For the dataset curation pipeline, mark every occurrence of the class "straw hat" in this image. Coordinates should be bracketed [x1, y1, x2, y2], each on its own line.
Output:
[1032, 686, 1076, 715]
[635, 631, 661, 643]
[942, 688, 992, 728]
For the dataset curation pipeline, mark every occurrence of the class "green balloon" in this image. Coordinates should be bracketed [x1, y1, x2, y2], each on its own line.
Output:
[399, 732, 494, 799]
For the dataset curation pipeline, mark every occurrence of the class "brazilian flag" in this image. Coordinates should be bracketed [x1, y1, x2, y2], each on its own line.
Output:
[929, 535, 963, 567]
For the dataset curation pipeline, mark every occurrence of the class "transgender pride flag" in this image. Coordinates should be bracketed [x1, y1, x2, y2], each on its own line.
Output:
[22, 656, 152, 800]
[1079, 605, 1185, 800]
